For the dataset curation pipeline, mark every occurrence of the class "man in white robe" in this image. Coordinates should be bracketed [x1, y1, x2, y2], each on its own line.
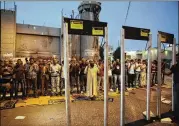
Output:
[84, 60, 99, 97]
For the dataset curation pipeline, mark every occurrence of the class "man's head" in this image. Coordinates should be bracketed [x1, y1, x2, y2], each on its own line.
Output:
[71, 58, 76, 64]
[116, 59, 120, 63]
[142, 60, 146, 64]
[30, 58, 34, 65]
[9, 59, 13, 65]
[53, 58, 57, 65]
[4, 59, 9, 66]
[17, 59, 21, 65]
[82, 58, 86, 63]
[39, 59, 43, 65]
[138, 59, 141, 63]
[89, 60, 94, 67]
[130, 60, 134, 64]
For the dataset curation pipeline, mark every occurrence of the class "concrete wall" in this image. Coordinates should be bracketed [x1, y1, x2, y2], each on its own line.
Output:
[0, 9, 16, 58]
[16, 24, 60, 37]
[15, 24, 61, 59]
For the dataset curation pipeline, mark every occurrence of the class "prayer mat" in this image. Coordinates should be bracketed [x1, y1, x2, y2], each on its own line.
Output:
[0, 100, 17, 110]
[72, 94, 114, 102]
[48, 99, 65, 105]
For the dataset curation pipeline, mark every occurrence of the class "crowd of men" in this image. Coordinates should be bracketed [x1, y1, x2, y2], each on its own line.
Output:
[0, 57, 166, 100]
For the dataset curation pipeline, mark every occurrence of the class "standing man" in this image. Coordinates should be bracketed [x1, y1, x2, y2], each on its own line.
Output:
[50, 58, 61, 96]
[28, 58, 39, 98]
[163, 53, 179, 123]
[79, 58, 87, 93]
[140, 60, 147, 88]
[98, 60, 104, 91]
[60, 61, 65, 96]
[84, 60, 99, 97]
[151, 60, 158, 86]
[112, 59, 121, 93]
[69, 58, 80, 94]
[128, 60, 136, 88]
[135, 59, 141, 88]
[161, 60, 166, 84]
[14, 59, 26, 99]
[1, 59, 14, 100]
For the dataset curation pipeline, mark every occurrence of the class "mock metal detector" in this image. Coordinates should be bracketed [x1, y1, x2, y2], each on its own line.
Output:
[104, 26, 109, 126]
[172, 38, 176, 111]
[120, 28, 125, 126]
[63, 17, 108, 126]
[121, 26, 152, 125]
[63, 22, 71, 126]
[157, 31, 175, 118]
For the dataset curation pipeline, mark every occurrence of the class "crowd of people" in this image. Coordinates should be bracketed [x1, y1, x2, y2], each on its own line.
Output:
[0, 57, 166, 100]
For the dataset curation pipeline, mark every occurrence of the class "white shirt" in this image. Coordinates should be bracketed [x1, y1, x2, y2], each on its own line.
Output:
[135, 63, 141, 72]
[128, 63, 135, 74]
[50, 64, 61, 76]
[108, 69, 112, 76]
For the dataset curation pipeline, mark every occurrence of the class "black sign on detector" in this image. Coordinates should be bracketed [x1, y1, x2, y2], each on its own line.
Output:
[64, 17, 107, 37]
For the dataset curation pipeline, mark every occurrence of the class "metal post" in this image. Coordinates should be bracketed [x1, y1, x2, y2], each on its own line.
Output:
[104, 26, 108, 126]
[157, 33, 161, 118]
[14, 2, 16, 56]
[64, 23, 71, 126]
[0, 1, 1, 58]
[146, 33, 152, 120]
[120, 28, 125, 126]
[4, 1, 6, 11]
[172, 38, 176, 111]
[61, 9, 64, 61]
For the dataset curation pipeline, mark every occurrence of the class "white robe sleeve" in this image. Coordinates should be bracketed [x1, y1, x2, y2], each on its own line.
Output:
[84, 66, 88, 74]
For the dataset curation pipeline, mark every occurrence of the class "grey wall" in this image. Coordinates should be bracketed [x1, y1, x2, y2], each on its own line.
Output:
[15, 24, 61, 59]
[0, 10, 16, 58]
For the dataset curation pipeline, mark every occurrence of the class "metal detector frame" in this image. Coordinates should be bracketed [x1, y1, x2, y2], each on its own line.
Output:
[63, 19, 108, 126]
[120, 27, 152, 126]
[157, 32, 176, 118]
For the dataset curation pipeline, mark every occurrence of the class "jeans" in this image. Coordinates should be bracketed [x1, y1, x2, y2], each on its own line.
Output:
[27, 78, 37, 97]
[173, 83, 179, 120]
[51, 76, 60, 94]
[151, 72, 157, 85]
[135, 71, 141, 87]
[98, 76, 104, 90]
[113, 74, 121, 91]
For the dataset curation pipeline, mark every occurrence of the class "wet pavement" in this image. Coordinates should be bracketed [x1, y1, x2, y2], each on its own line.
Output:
[1, 85, 177, 126]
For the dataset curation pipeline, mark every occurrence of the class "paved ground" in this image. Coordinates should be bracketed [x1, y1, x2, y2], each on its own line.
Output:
[0, 76, 177, 126]
[0, 85, 177, 126]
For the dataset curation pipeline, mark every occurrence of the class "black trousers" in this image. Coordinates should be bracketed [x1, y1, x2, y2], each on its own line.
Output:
[70, 76, 79, 92]
[80, 75, 87, 92]
[14, 79, 26, 98]
[128, 74, 135, 88]
[151, 72, 157, 85]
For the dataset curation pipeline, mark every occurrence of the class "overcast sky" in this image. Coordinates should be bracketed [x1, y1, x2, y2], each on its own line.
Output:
[2, 1, 178, 51]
